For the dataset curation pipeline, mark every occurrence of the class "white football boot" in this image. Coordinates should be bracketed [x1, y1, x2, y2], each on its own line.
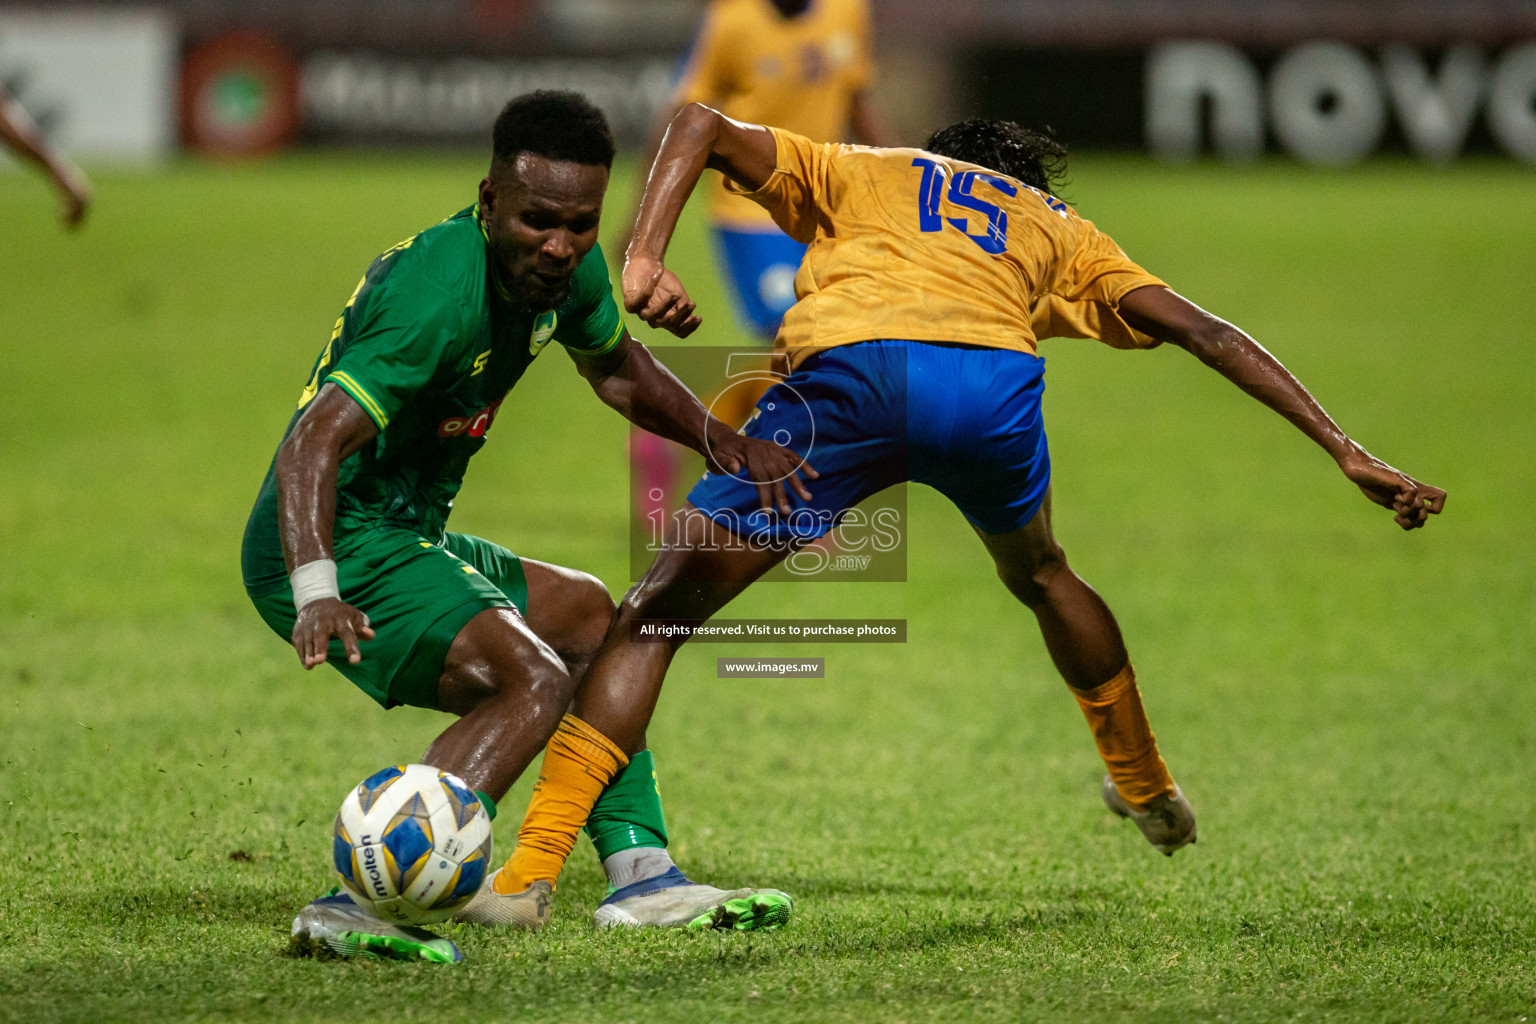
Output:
[451, 870, 553, 930]
[1101, 774, 1198, 855]
[592, 867, 793, 930]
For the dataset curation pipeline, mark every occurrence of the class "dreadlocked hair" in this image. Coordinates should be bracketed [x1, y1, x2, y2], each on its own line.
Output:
[924, 118, 1069, 198]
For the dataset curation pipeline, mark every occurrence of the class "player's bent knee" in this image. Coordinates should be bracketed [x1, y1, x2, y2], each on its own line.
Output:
[437, 608, 575, 717]
[567, 571, 618, 657]
[522, 560, 618, 666]
[438, 651, 574, 718]
[998, 545, 1071, 608]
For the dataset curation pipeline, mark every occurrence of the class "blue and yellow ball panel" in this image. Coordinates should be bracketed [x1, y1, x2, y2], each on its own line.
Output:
[440, 775, 481, 831]
[331, 816, 356, 885]
[356, 764, 407, 815]
[448, 850, 487, 903]
[383, 800, 433, 887]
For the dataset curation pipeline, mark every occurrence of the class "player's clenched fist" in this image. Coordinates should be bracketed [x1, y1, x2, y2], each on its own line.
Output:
[292, 598, 376, 669]
[622, 254, 702, 338]
[1337, 450, 1446, 531]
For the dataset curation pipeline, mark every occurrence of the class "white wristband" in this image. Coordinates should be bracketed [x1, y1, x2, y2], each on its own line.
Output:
[291, 558, 340, 611]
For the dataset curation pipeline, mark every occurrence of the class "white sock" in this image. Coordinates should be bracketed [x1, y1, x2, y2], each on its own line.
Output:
[602, 847, 677, 890]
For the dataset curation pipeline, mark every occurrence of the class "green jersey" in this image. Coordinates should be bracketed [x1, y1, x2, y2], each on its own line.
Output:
[241, 204, 624, 595]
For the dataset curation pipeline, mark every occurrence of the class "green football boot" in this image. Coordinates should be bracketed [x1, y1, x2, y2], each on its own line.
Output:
[592, 867, 793, 931]
[289, 891, 462, 963]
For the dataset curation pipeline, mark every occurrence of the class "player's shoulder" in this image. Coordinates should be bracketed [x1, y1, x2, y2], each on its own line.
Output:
[824, 141, 942, 180]
[368, 206, 486, 313]
[396, 205, 484, 272]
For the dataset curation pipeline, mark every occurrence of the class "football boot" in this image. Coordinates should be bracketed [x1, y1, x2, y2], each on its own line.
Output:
[592, 866, 793, 931]
[288, 891, 461, 963]
[451, 870, 553, 930]
[1101, 774, 1198, 856]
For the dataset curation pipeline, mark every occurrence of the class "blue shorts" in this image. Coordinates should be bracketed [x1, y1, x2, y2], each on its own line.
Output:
[711, 226, 808, 338]
[688, 340, 1051, 543]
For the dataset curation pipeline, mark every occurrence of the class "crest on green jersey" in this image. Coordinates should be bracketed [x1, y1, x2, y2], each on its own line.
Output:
[530, 311, 557, 355]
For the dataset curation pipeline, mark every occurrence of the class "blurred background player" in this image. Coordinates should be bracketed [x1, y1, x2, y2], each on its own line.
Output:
[0, 83, 91, 229]
[626, 0, 897, 524]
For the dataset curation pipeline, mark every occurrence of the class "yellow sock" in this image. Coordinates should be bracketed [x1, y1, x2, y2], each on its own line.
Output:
[496, 715, 629, 894]
[1071, 663, 1176, 812]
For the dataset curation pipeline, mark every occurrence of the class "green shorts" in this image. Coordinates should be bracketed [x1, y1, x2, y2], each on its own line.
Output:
[248, 529, 528, 710]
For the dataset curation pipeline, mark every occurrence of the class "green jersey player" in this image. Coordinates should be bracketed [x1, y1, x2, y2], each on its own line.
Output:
[241, 92, 807, 962]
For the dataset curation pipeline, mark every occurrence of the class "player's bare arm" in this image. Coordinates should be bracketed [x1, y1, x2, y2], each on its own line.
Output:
[615, 102, 685, 258]
[274, 384, 379, 667]
[1118, 285, 1445, 530]
[569, 331, 816, 514]
[0, 86, 91, 229]
[623, 104, 778, 331]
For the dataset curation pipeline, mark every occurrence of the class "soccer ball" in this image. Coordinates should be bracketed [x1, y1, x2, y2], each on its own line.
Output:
[332, 763, 493, 925]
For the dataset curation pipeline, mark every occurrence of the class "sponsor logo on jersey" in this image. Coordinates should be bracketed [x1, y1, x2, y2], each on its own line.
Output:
[471, 348, 491, 375]
[529, 311, 557, 355]
[438, 398, 505, 439]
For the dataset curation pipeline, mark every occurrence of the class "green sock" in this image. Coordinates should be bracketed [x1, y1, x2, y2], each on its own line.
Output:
[474, 790, 498, 821]
[584, 749, 669, 860]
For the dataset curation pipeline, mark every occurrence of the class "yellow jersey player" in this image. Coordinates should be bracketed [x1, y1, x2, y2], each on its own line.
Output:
[490, 104, 1444, 919]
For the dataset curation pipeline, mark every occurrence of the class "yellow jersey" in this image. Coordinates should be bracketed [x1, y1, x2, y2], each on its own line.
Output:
[673, 0, 874, 229]
[725, 127, 1168, 367]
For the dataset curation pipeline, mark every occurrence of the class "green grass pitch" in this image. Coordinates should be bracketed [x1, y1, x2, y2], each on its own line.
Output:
[1, 151, 1532, 1023]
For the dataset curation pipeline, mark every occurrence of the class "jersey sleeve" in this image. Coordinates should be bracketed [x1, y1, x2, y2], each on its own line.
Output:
[1037, 219, 1166, 350]
[325, 279, 461, 430]
[722, 127, 832, 244]
[672, 1, 736, 106]
[554, 244, 625, 356]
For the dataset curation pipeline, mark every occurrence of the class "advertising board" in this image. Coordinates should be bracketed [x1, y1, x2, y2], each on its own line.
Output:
[963, 41, 1536, 163]
[0, 9, 177, 162]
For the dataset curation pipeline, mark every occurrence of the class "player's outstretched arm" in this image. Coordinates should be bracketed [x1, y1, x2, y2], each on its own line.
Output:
[275, 384, 381, 667]
[623, 104, 777, 333]
[570, 334, 816, 515]
[1118, 285, 1445, 530]
[0, 86, 91, 229]
[613, 102, 683, 260]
